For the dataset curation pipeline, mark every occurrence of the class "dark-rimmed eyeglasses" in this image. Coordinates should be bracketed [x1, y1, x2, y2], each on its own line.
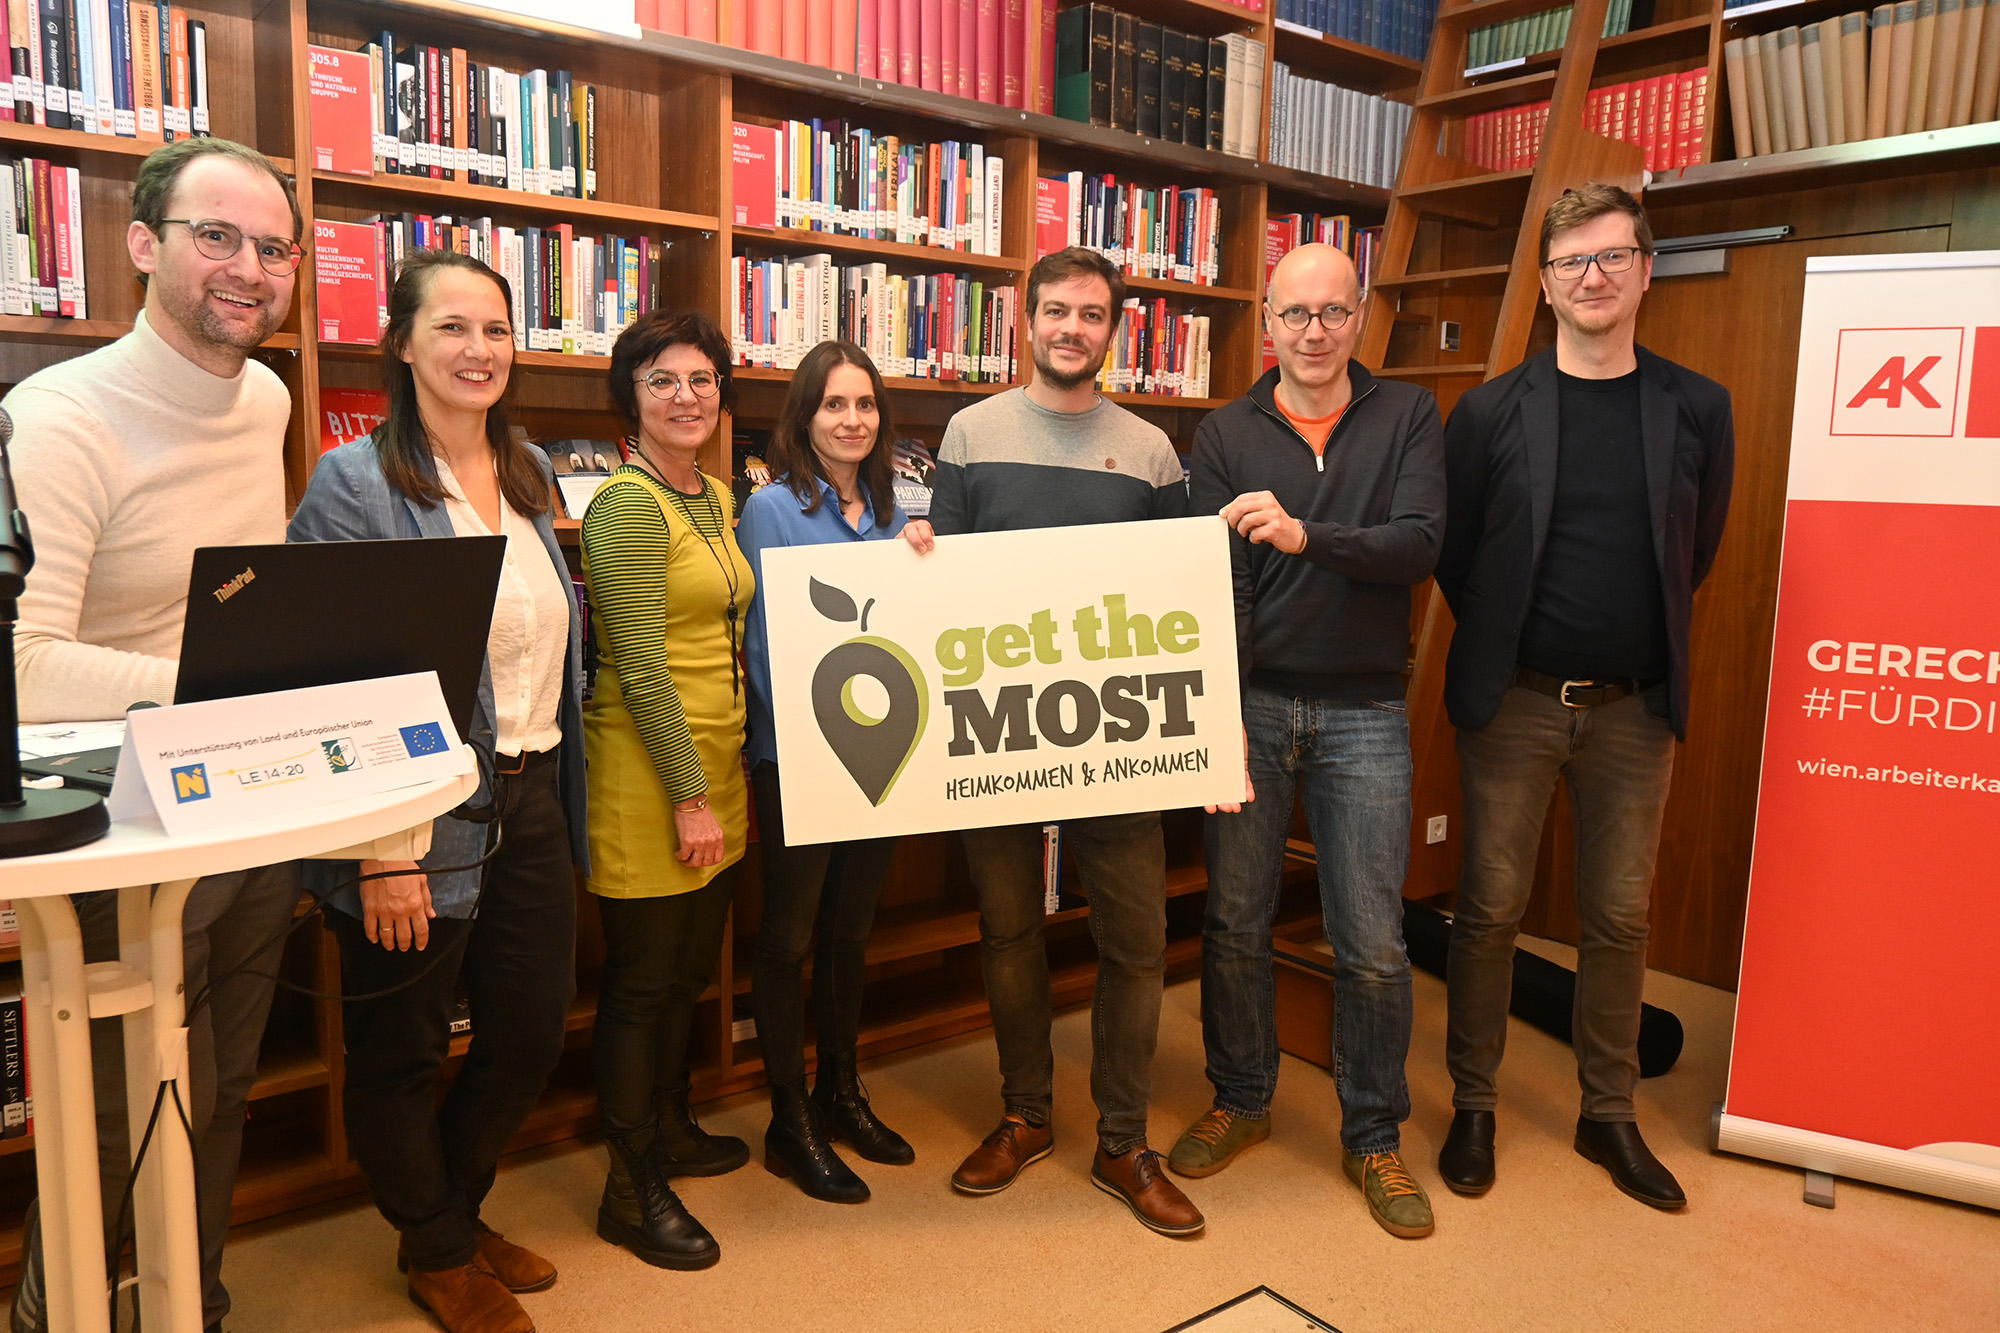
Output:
[1271, 304, 1354, 332]
[1542, 247, 1644, 280]
[158, 218, 304, 275]
[635, 369, 720, 399]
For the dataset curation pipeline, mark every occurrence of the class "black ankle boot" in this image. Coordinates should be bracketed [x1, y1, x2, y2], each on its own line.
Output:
[812, 1052, 915, 1165]
[597, 1132, 722, 1269]
[765, 1081, 869, 1203]
[653, 1072, 750, 1178]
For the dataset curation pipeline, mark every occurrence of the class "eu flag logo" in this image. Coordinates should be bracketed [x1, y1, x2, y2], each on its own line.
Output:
[399, 723, 448, 757]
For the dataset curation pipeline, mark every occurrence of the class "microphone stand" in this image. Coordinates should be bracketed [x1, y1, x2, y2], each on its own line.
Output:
[0, 409, 109, 856]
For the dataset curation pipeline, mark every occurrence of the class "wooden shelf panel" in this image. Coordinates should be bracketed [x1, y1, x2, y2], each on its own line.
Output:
[1646, 121, 2000, 203]
[311, 170, 719, 233]
[0, 317, 302, 349]
[0, 120, 294, 173]
[1419, 69, 1557, 116]
[1271, 21, 1427, 96]
[733, 226, 1027, 274]
[248, 1047, 330, 1102]
[734, 364, 1015, 395]
[1438, 0, 1576, 30]
[1371, 262, 1511, 289]
[1595, 14, 1716, 68]
[0, 1132, 32, 1158]
[1374, 362, 1490, 378]
[1392, 168, 1535, 226]
[1122, 274, 1258, 303]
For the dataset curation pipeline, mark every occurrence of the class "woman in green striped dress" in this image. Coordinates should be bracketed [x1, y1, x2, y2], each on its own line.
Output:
[581, 310, 752, 1272]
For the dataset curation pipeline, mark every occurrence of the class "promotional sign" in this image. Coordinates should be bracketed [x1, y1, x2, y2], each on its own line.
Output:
[107, 674, 475, 838]
[1723, 253, 2000, 1208]
[763, 516, 1243, 842]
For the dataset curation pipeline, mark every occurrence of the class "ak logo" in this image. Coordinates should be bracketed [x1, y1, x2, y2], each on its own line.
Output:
[322, 737, 358, 773]
[170, 763, 211, 803]
[808, 578, 927, 806]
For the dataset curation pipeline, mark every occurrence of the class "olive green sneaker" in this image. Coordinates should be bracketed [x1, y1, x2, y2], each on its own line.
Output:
[1342, 1150, 1436, 1239]
[1167, 1108, 1271, 1178]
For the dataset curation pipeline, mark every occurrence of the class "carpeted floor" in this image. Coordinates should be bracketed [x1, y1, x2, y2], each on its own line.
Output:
[208, 938, 1997, 1332]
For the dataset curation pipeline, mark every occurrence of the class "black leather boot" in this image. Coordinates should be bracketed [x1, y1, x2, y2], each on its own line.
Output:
[9, 1198, 45, 1333]
[1575, 1116, 1687, 1210]
[597, 1132, 722, 1269]
[765, 1081, 869, 1203]
[1438, 1109, 1496, 1196]
[812, 1052, 915, 1166]
[653, 1072, 749, 1178]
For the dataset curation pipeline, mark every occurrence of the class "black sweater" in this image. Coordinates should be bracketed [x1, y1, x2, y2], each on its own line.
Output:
[1189, 364, 1445, 701]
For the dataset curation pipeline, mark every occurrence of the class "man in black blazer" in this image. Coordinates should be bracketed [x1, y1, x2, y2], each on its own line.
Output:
[1432, 185, 1733, 1210]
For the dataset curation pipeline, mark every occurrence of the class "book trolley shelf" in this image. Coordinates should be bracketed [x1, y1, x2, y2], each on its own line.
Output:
[0, 0, 1988, 1282]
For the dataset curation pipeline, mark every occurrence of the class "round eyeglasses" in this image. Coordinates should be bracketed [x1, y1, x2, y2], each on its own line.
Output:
[635, 369, 721, 399]
[158, 218, 304, 276]
[1271, 304, 1354, 332]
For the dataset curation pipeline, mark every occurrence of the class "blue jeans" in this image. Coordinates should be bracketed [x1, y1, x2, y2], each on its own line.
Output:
[1201, 685, 1414, 1155]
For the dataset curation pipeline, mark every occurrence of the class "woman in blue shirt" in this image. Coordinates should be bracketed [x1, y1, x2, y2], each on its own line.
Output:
[738, 339, 933, 1202]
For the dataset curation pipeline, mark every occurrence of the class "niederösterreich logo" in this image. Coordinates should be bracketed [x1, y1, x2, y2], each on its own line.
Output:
[808, 578, 927, 805]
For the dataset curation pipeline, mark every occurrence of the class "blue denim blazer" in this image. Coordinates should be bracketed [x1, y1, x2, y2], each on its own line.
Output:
[286, 435, 590, 917]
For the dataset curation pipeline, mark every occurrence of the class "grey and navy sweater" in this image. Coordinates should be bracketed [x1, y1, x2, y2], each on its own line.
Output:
[930, 388, 1189, 534]
[1189, 363, 1444, 703]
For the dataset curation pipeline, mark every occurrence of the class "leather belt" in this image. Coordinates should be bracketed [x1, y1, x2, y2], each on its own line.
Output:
[1513, 667, 1649, 710]
[493, 747, 558, 776]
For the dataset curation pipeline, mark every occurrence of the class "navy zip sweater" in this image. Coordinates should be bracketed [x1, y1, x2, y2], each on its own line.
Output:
[1189, 363, 1445, 701]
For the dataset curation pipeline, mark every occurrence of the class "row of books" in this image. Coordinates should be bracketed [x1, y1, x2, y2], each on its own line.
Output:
[1269, 67, 1411, 187]
[306, 38, 598, 199]
[730, 254, 1021, 383]
[0, 979, 26, 1141]
[1465, 0, 1638, 72]
[1054, 9, 1268, 159]
[313, 219, 670, 354]
[1094, 301, 1214, 398]
[1033, 175, 1225, 285]
[657, 0, 1055, 115]
[1461, 71, 1708, 173]
[1260, 211, 1380, 369]
[1, 0, 209, 139]
[729, 120, 1006, 256]
[2, 157, 87, 319]
[1273, 0, 1440, 63]
[1722, 5, 2000, 160]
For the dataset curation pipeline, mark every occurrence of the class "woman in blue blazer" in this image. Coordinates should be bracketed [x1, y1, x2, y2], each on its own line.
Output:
[289, 249, 589, 1333]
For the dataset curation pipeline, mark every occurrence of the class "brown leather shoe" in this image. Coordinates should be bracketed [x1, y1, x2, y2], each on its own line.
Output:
[397, 1223, 557, 1293]
[1090, 1144, 1205, 1237]
[407, 1256, 535, 1333]
[950, 1114, 1054, 1195]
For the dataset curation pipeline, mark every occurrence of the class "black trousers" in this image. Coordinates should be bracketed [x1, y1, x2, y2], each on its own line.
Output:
[329, 752, 577, 1273]
[592, 867, 737, 1144]
[749, 761, 897, 1088]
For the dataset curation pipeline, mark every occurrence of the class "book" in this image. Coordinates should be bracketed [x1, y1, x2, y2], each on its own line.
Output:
[731, 121, 780, 227]
[972, 0, 994, 99]
[308, 45, 375, 176]
[1976, 0, 2000, 120]
[1037, 0, 1054, 113]
[1841, 11, 1869, 140]
[1134, 20, 1160, 136]
[1206, 36, 1225, 150]
[0, 981, 25, 1139]
[1757, 31, 1789, 153]
[1001, 0, 1023, 107]
[1951, 0, 1984, 124]
[1053, 2, 1089, 121]
[1160, 28, 1184, 141]
[1926, 0, 1961, 127]
[1723, 37, 1756, 157]
[1907, 0, 1936, 132]
[1816, 16, 1846, 143]
[1886, 0, 1916, 137]
[314, 219, 381, 344]
[1776, 28, 1810, 151]
[1110, 11, 1135, 130]
[1181, 33, 1205, 146]
[320, 386, 388, 453]
[1868, 5, 1894, 138]
[1800, 24, 1830, 146]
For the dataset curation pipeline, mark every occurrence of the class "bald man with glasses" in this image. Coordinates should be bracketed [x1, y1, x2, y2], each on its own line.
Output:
[1177, 242, 1444, 1239]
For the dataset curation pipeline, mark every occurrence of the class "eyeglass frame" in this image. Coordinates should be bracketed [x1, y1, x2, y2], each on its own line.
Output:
[1540, 246, 1649, 281]
[633, 368, 722, 400]
[156, 218, 306, 276]
[1266, 303, 1356, 333]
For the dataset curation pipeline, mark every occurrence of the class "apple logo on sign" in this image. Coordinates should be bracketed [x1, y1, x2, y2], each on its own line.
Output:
[808, 578, 928, 806]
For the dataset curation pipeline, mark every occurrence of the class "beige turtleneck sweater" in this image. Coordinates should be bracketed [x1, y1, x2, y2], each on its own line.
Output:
[5, 309, 291, 721]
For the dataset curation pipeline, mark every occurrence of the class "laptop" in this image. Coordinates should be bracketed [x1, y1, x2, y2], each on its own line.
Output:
[23, 537, 506, 792]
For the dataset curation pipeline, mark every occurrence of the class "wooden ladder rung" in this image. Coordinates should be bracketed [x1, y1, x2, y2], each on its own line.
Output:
[1371, 364, 1490, 379]
[1370, 263, 1511, 289]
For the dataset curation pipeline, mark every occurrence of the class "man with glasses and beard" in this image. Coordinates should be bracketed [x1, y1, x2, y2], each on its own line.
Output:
[1173, 241, 1444, 1239]
[930, 247, 1202, 1237]
[5, 137, 306, 1333]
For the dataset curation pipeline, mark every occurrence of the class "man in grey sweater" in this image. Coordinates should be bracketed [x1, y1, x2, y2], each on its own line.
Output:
[931, 247, 1202, 1237]
[5, 138, 304, 1333]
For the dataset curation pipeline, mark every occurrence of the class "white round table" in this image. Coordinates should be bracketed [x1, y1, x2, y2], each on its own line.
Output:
[0, 770, 477, 1333]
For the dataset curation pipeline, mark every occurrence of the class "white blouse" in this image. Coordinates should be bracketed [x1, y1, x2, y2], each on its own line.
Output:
[435, 453, 569, 756]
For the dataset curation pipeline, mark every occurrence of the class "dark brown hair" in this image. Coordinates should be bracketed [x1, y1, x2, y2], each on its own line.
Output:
[132, 137, 303, 240]
[767, 340, 898, 528]
[375, 249, 547, 517]
[607, 309, 736, 431]
[1025, 245, 1127, 323]
[1539, 183, 1654, 265]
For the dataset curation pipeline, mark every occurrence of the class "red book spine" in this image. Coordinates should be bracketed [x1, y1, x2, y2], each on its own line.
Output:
[897, 0, 919, 83]
[657, 0, 685, 33]
[426, 47, 443, 180]
[1001, 0, 1024, 108]
[752, 0, 782, 55]
[1037, 0, 1054, 114]
[784, 0, 807, 61]
[955, 0, 974, 96]
[974, 0, 997, 102]
[877, 0, 897, 79]
[32, 157, 53, 317]
[0, 4, 11, 123]
[919, 0, 942, 90]
[50, 162, 71, 317]
[941, 0, 958, 94]
[832, 0, 858, 72]
[856, 0, 876, 76]
[732, 0, 749, 46]
[687, 0, 718, 40]
[636, 0, 661, 29]
[1689, 70, 1708, 167]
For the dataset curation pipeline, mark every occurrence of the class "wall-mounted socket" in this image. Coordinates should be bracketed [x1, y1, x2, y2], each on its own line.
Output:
[1440, 321, 1462, 352]
[1426, 815, 1448, 844]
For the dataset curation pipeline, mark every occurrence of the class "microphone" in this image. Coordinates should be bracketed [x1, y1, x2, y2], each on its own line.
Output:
[0, 401, 110, 855]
